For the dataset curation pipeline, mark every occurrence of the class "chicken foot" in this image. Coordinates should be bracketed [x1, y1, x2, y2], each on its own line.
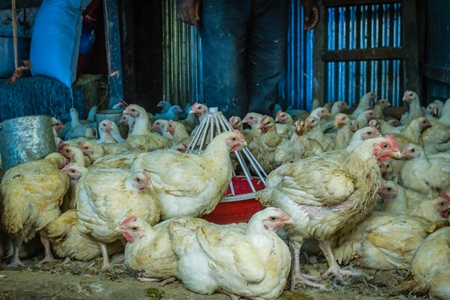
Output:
[289, 241, 326, 290]
[39, 235, 56, 264]
[318, 239, 361, 280]
[8, 238, 25, 267]
[137, 276, 178, 286]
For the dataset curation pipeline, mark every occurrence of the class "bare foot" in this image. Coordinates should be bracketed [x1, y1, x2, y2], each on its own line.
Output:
[291, 272, 327, 290]
[8, 259, 26, 268]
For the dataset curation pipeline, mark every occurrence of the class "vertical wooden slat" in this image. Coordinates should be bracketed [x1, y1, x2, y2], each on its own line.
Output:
[401, 0, 420, 99]
[103, 0, 124, 108]
[313, 0, 326, 103]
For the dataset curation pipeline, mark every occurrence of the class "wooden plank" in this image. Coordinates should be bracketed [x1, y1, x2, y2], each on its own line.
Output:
[401, 0, 421, 99]
[103, 0, 124, 108]
[323, 0, 400, 7]
[312, 1, 327, 104]
[322, 47, 406, 62]
[420, 63, 450, 85]
[119, 0, 137, 104]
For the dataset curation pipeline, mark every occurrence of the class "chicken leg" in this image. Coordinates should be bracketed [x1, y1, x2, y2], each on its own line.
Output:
[8, 238, 25, 267]
[318, 239, 361, 280]
[99, 241, 111, 271]
[289, 241, 326, 290]
[39, 235, 56, 264]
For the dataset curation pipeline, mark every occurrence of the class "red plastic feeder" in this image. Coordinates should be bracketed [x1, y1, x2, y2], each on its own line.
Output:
[202, 176, 265, 224]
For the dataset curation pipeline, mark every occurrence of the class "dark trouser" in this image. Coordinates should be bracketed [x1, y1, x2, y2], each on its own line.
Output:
[199, 0, 289, 119]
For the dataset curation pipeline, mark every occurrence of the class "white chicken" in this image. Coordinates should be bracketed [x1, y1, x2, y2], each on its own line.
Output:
[256, 136, 402, 289]
[116, 216, 209, 284]
[400, 90, 425, 126]
[1, 152, 70, 267]
[130, 130, 247, 220]
[74, 168, 161, 270]
[398, 226, 450, 299]
[169, 207, 292, 300]
[399, 143, 450, 195]
[350, 92, 377, 118]
[248, 115, 289, 173]
[123, 104, 172, 151]
[332, 211, 445, 271]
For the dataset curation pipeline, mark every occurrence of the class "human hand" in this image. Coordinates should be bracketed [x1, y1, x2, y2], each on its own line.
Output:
[176, 0, 200, 26]
[302, 0, 320, 30]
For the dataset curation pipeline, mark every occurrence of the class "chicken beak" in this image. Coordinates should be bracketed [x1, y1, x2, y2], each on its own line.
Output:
[115, 226, 124, 233]
[390, 149, 404, 160]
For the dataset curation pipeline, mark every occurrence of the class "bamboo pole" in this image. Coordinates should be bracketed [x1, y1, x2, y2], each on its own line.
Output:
[11, 0, 18, 70]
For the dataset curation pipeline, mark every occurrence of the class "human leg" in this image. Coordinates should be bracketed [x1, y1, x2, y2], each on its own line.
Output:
[199, 0, 251, 118]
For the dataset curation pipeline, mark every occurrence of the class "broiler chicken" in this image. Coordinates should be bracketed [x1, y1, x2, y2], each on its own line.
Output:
[229, 116, 255, 144]
[59, 144, 90, 167]
[130, 130, 247, 220]
[116, 216, 209, 284]
[274, 110, 294, 139]
[44, 209, 124, 262]
[169, 207, 292, 300]
[123, 104, 172, 151]
[248, 115, 289, 173]
[350, 92, 377, 118]
[1, 152, 70, 267]
[332, 211, 444, 271]
[154, 105, 183, 121]
[421, 119, 450, 154]
[274, 119, 323, 164]
[60, 163, 89, 212]
[373, 99, 391, 120]
[304, 116, 333, 150]
[256, 136, 402, 289]
[96, 120, 118, 144]
[399, 143, 450, 195]
[325, 113, 353, 151]
[400, 90, 425, 125]
[398, 226, 450, 299]
[74, 168, 161, 270]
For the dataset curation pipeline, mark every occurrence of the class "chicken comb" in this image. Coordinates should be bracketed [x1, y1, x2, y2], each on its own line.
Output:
[276, 110, 283, 119]
[59, 143, 70, 150]
[438, 193, 450, 203]
[121, 216, 137, 226]
[229, 116, 235, 125]
[62, 163, 74, 170]
[260, 115, 268, 123]
[233, 129, 245, 141]
[384, 135, 399, 150]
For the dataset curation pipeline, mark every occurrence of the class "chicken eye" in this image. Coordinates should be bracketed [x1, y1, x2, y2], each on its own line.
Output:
[387, 187, 392, 191]
[132, 227, 138, 231]
[411, 148, 415, 152]
[383, 143, 388, 148]
[440, 202, 445, 206]
[270, 217, 276, 221]
[71, 170, 75, 173]
[232, 137, 236, 141]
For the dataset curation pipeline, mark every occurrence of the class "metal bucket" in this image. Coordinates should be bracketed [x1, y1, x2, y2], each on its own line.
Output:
[0, 115, 56, 173]
[95, 109, 128, 139]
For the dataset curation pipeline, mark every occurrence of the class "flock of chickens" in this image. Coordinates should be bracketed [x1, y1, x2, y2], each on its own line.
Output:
[1, 91, 450, 299]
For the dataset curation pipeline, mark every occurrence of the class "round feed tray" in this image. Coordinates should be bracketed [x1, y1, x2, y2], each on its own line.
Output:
[202, 176, 265, 225]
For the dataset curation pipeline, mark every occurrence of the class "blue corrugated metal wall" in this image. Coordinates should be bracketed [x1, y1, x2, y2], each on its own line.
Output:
[324, 3, 402, 107]
[165, 1, 403, 110]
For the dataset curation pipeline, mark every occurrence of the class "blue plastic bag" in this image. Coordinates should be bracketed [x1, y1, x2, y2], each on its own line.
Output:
[30, 0, 91, 87]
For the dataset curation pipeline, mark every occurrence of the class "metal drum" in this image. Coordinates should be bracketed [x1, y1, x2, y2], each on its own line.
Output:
[0, 115, 56, 173]
[95, 109, 128, 139]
